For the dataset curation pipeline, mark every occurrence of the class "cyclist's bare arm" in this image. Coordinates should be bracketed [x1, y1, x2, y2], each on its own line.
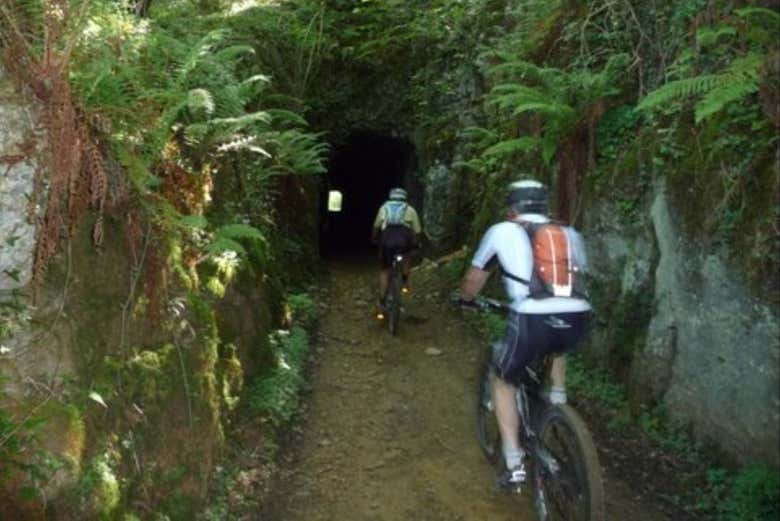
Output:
[460, 266, 490, 301]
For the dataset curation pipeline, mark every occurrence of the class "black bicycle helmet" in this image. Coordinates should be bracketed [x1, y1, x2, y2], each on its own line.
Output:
[506, 179, 548, 215]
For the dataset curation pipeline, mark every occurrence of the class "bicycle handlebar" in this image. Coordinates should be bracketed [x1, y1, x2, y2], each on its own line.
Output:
[451, 295, 509, 313]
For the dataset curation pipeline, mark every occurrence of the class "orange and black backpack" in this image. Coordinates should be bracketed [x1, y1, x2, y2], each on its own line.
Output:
[503, 221, 587, 299]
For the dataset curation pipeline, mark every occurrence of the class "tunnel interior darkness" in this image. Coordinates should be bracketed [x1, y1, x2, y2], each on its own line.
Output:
[321, 132, 416, 255]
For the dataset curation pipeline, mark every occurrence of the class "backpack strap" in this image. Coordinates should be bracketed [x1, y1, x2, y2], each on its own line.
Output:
[500, 267, 530, 286]
[499, 219, 536, 287]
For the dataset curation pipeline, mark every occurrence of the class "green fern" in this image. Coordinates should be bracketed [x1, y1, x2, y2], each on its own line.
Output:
[186, 88, 216, 117]
[638, 52, 762, 123]
[482, 137, 540, 158]
[735, 7, 780, 26]
[696, 25, 737, 48]
[206, 224, 267, 257]
[459, 126, 499, 150]
[636, 75, 722, 113]
[179, 215, 209, 229]
[216, 223, 265, 242]
[206, 237, 248, 257]
[694, 54, 762, 122]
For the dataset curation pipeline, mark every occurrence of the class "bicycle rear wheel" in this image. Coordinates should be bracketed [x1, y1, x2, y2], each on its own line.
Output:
[476, 364, 501, 464]
[387, 268, 402, 335]
[532, 405, 604, 521]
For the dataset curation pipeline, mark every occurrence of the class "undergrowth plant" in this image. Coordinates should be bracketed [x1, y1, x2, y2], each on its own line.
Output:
[247, 326, 310, 427]
[567, 354, 780, 521]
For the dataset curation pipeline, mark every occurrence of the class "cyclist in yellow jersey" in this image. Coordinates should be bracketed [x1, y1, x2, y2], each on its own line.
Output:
[371, 188, 422, 311]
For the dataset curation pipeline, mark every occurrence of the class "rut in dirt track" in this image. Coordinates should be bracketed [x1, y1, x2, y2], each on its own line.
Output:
[259, 257, 669, 521]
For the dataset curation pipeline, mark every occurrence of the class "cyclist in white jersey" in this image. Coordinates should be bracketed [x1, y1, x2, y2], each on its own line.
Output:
[458, 179, 591, 487]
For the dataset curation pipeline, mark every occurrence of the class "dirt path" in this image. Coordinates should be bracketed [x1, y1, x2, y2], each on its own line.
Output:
[259, 256, 670, 520]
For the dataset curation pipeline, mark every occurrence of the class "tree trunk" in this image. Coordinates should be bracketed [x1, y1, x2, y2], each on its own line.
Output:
[135, 0, 152, 17]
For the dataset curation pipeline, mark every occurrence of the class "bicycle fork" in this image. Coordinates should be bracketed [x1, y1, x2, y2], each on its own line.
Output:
[515, 389, 560, 505]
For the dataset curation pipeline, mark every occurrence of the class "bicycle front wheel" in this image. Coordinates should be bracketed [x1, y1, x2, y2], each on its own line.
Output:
[532, 404, 604, 521]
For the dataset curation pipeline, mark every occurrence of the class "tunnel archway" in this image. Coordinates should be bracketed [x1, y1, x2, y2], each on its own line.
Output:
[320, 131, 417, 256]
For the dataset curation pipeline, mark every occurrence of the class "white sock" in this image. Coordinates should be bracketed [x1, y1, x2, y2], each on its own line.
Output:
[503, 445, 525, 469]
[550, 386, 567, 404]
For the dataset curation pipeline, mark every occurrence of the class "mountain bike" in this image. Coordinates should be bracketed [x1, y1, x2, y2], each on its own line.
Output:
[382, 252, 405, 336]
[461, 297, 604, 521]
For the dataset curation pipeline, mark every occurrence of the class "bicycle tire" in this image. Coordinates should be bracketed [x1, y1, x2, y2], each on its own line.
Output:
[476, 364, 501, 464]
[387, 267, 402, 335]
[532, 404, 604, 521]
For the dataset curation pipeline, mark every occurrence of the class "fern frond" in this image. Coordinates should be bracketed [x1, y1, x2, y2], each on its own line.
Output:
[488, 60, 559, 83]
[215, 44, 256, 63]
[636, 75, 721, 112]
[216, 135, 262, 155]
[216, 223, 266, 242]
[487, 84, 548, 111]
[481, 137, 540, 157]
[511, 101, 575, 120]
[461, 126, 496, 139]
[183, 123, 209, 146]
[452, 159, 486, 173]
[179, 215, 208, 229]
[238, 73, 271, 100]
[186, 88, 215, 117]
[210, 111, 272, 128]
[696, 25, 737, 48]
[460, 126, 498, 149]
[723, 53, 763, 80]
[694, 79, 759, 122]
[735, 7, 780, 26]
[206, 237, 247, 256]
[541, 127, 561, 166]
[267, 109, 308, 128]
[175, 29, 229, 82]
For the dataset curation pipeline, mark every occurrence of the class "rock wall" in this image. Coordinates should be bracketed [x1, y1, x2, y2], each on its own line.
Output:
[585, 178, 780, 466]
[0, 64, 277, 519]
[0, 66, 38, 291]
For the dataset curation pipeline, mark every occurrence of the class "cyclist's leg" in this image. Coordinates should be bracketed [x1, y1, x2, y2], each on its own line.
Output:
[548, 355, 568, 404]
[544, 311, 591, 403]
[490, 371, 523, 467]
[379, 269, 390, 303]
[399, 228, 415, 289]
[377, 236, 393, 306]
[381, 226, 405, 296]
[491, 312, 537, 478]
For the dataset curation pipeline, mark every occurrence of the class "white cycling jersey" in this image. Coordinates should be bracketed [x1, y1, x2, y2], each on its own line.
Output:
[470, 214, 592, 314]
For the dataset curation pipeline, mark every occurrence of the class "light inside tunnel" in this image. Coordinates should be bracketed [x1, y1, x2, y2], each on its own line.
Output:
[327, 190, 343, 212]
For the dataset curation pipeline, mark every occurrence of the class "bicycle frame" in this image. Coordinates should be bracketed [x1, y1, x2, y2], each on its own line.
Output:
[471, 302, 604, 520]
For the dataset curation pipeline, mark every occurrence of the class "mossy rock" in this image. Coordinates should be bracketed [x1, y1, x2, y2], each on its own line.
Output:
[77, 452, 121, 520]
[0, 400, 87, 518]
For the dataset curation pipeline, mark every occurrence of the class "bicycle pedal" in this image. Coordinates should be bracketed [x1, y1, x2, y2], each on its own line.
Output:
[496, 480, 524, 495]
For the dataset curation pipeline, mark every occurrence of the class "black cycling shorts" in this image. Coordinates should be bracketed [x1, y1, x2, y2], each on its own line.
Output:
[378, 225, 415, 268]
[492, 310, 591, 382]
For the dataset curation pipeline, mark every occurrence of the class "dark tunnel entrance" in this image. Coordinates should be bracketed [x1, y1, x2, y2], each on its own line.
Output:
[320, 132, 417, 256]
